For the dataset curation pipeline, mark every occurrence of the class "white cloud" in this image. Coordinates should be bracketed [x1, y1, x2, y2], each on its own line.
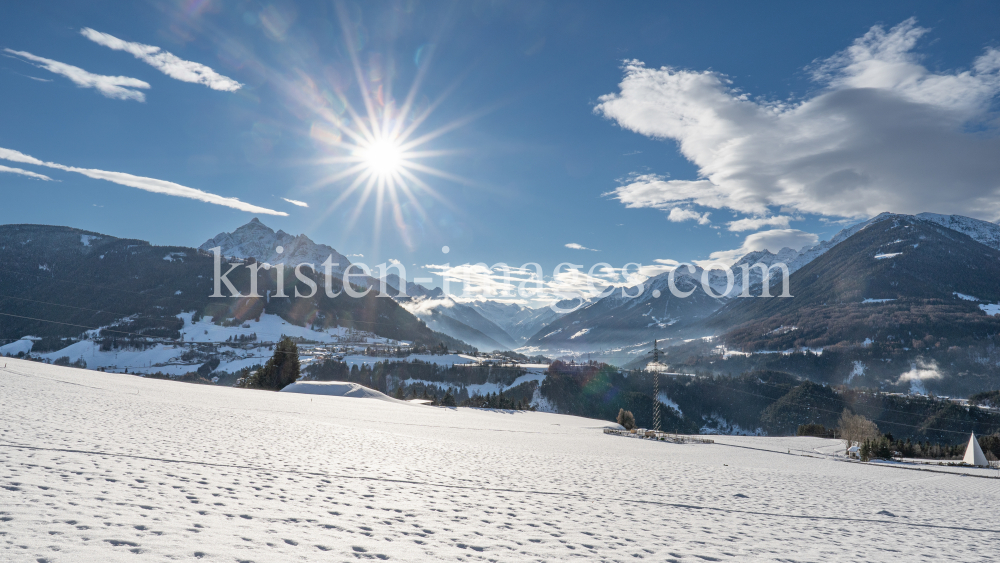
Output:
[698, 229, 819, 266]
[897, 358, 943, 393]
[667, 207, 711, 224]
[0, 165, 53, 181]
[896, 359, 943, 383]
[596, 18, 1000, 221]
[4, 48, 149, 101]
[0, 146, 285, 216]
[632, 259, 679, 280]
[424, 262, 615, 305]
[727, 215, 792, 232]
[565, 243, 599, 251]
[80, 28, 242, 92]
[282, 197, 309, 207]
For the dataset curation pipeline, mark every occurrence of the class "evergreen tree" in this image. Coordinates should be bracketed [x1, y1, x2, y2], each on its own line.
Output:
[237, 336, 300, 391]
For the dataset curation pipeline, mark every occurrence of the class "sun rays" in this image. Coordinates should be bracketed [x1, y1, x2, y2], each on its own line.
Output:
[297, 7, 473, 254]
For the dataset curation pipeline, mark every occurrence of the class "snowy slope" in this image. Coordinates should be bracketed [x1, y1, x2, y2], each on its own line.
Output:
[2, 358, 998, 562]
[917, 212, 1000, 251]
[280, 381, 403, 401]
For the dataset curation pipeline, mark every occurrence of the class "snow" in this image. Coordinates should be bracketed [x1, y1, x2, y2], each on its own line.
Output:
[698, 414, 764, 436]
[3, 358, 1000, 562]
[530, 386, 557, 412]
[0, 338, 35, 356]
[281, 381, 403, 402]
[657, 391, 682, 417]
[338, 353, 477, 369]
[569, 328, 590, 339]
[176, 312, 396, 345]
[954, 292, 979, 302]
[80, 234, 98, 246]
[163, 252, 186, 262]
[398, 367, 547, 398]
[874, 253, 902, 259]
[863, 298, 896, 303]
[979, 303, 1000, 316]
[29, 339, 279, 376]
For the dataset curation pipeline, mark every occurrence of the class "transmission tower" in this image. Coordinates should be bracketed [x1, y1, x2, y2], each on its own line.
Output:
[652, 339, 660, 432]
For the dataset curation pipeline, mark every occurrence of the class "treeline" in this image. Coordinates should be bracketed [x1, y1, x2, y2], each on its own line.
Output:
[307, 358, 528, 387]
[304, 358, 537, 407]
[539, 361, 687, 432]
[462, 390, 534, 411]
[860, 434, 1000, 461]
[969, 390, 1000, 409]
[537, 363, 1000, 445]
[657, 335, 1000, 398]
[798, 420, 1000, 461]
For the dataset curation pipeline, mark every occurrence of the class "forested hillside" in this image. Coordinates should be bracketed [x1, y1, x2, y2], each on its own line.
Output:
[0, 224, 469, 351]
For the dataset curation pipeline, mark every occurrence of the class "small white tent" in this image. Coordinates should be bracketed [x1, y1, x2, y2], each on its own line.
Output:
[962, 433, 989, 467]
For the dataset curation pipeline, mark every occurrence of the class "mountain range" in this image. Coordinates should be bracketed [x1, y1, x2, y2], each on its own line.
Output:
[4, 210, 1000, 394]
[0, 223, 469, 353]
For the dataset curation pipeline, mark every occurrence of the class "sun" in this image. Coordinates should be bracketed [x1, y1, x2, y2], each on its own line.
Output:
[356, 137, 405, 179]
[302, 7, 473, 251]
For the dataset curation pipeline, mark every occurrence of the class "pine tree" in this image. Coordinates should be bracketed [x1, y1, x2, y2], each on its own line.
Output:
[237, 336, 300, 391]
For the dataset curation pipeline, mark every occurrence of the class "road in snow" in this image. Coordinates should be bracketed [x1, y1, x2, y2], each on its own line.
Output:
[1, 358, 998, 562]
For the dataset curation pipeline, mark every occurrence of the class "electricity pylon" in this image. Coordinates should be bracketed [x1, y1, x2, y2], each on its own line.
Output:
[652, 339, 660, 432]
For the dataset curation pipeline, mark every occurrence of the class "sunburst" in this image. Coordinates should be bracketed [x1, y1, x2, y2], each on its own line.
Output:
[303, 10, 472, 252]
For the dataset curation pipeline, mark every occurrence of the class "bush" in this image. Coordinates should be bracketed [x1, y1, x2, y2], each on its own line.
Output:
[53, 356, 87, 369]
[617, 408, 636, 430]
[838, 409, 880, 452]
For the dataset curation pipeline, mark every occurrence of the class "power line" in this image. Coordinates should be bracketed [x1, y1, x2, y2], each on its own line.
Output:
[1, 274, 438, 332]
[5, 268, 208, 305]
[0, 295, 185, 325]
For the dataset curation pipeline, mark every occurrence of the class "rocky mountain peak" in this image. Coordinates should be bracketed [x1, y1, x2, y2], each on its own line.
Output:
[199, 219, 351, 272]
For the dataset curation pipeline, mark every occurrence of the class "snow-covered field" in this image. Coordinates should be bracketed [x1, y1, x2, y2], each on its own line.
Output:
[2, 358, 999, 562]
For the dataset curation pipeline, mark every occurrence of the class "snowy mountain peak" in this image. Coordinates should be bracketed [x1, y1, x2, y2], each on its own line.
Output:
[199, 219, 351, 273]
[915, 212, 1000, 251]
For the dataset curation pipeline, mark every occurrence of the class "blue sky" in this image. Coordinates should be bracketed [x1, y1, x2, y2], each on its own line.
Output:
[2, 1, 1000, 299]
